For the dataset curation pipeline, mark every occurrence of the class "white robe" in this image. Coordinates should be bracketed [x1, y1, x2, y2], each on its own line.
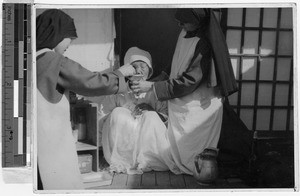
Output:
[101, 92, 180, 175]
[167, 30, 223, 175]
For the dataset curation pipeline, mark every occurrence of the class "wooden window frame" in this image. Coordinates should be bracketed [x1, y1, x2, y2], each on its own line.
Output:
[222, 8, 294, 132]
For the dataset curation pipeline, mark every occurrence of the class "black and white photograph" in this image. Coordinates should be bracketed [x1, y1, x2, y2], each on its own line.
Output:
[1, 0, 299, 195]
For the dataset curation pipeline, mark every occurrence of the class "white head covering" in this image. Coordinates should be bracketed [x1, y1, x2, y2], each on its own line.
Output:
[124, 47, 153, 78]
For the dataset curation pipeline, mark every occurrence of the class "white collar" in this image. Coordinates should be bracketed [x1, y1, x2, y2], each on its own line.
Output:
[36, 48, 53, 57]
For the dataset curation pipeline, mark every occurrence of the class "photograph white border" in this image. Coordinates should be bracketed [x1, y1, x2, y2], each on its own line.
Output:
[1, 0, 299, 196]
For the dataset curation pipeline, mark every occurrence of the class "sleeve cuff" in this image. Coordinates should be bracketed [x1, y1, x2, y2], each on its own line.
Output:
[153, 81, 171, 101]
[113, 69, 124, 78]
[113, 70, 128, 94]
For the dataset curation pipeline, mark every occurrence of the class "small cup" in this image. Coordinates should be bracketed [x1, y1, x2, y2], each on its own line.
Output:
[129, 74, 144, 82]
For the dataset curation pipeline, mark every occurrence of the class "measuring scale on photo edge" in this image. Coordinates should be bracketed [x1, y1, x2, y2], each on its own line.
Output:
[2, 3, 32, 167]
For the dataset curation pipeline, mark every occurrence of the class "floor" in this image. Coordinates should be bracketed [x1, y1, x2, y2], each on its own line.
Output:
[1, 166, 250, 190]
[2, 156, 294, 190]
[1, 149, 250, 190]
[2, 151, 250, 190]
[94, 170, 250, 190]
[92, 156, 251, 190]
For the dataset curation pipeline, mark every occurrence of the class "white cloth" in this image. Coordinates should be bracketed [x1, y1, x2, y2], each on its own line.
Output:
[36, 48, 52, 56]
[167, 29, 223, 175]
[101, 92, 180, 175]
[102, 108, 180, 174]
[37, 90, 84, 190]
[170, 30, 200, 78]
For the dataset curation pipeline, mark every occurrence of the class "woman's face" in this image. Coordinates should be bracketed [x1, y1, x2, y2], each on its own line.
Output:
[54, 38, 72, 54]
[131, 61, 150, 80]
[178, 21, 198, 32]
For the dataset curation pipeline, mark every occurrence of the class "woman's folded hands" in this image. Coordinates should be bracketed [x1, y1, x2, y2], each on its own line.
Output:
[131, 103, 154, 116]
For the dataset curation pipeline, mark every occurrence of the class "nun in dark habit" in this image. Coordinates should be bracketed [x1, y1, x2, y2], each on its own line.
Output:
[131, 8, 238, 175]
[36, 9, 135, 189]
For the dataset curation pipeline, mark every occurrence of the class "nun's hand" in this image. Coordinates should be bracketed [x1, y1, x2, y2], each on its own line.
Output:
[117, 63, 136, 77]
[131, 80, 154, 93]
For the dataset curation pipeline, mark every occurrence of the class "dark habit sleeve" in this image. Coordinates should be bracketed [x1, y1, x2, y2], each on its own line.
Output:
[37, 52, 127, 104]
[153, 51, 204, 101]
[58, 56, 127, 97]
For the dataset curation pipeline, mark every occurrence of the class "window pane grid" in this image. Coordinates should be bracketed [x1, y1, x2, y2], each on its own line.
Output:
[226, 8, 293, 132]
[235, 8, 247, 118]
[252, 8, 264, 131]
[286, 59, 294, 130]
[269, 8, 281, 131]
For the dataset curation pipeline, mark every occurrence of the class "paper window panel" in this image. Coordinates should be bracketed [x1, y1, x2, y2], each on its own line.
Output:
[263, 8, 278, 28]
[227, 8, 243, 27]
[230, 57, 240, 79]
[260, 31, 276, 55]
[259, 57, 274, 81]
[275, 84, 289, 106]
[243, 31, 259, 54]
[280, 8, 293, 29]
[273, 109, 287, 130]
[240, 109, 253, 130]
[241, 83, 255, 105]
[226, 30, 241, 54]
[245, 8, 260, 27]
[257, 84, 272, 106]
[256, 109, 271, 130]
[278, 31, 293, 56]
[277, 58, 291, 81]
[241, 58, 257, 80]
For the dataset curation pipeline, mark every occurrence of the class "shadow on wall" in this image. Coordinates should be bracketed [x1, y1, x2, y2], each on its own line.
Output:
[63, 9, 114, 45]
[36, 9, 114, 45]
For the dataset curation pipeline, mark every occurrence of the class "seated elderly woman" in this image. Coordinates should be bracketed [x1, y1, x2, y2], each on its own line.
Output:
[100, 47, 178, 175]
